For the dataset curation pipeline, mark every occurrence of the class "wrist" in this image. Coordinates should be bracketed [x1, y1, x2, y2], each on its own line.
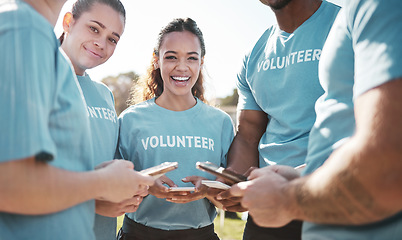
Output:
[91, 168, 110, 200]
[284, 177, 305, 221]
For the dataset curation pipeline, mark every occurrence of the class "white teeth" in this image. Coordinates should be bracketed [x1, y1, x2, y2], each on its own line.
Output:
[172, 76, 190, 81]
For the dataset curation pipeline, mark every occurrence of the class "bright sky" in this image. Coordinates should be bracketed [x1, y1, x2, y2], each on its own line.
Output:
[55, 0, 344, 99]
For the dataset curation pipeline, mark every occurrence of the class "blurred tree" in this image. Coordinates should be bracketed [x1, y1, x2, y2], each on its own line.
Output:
[219, 88, 238, 106]
[101, 71, 139, 116]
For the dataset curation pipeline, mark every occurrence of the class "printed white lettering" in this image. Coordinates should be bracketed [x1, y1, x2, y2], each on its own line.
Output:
[159, 135, 167, 147]
[297, 50, 304, 63]
[209, 139, 214, 151]
[313, 49, 321, 61]
[142, 138, 149, 150]
[257, 61, 264, 72]
[290, 52, 297, 64]
[194, 136, 201, 148]
[95, 107, 103, 118]
[177, 136, 185, 147]
[102, 108, 109, 120]
[305, 49, 312, 61]
[270, 58, 276, 70]
[88, 107, 98, 118]
[202, 137, 208, 149]
[263, 59, 270, 71]
[140, 135, 215, 152]
[277, 57, 285, 69]
[150, 136, 158, 148]
[167, 136, 175, 147]
[87, 106, 117, 123]
[256, 48, 322, 72]
[186, 136, 194, 147]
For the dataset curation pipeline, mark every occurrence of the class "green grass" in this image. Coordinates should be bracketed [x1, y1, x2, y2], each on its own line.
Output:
[116, 210, 246, 240]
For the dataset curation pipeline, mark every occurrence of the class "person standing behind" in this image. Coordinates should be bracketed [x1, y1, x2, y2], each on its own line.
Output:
[215, 0, 340, 239]
[0, 1, 154, 239]
[116, 18, 234, 240]
[227, 0, 402, 239]
[59, 0, 146, 239]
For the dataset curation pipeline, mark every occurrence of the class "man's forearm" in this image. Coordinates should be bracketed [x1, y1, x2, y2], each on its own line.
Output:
[288, 79, 402, 225]
[227, 110, 268, 174]
[227, 134, 260, 174]
[290, 138, 400, 225]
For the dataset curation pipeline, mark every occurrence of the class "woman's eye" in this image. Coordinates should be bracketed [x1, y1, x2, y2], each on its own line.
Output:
[90, 26, 98, 33]
[165, 56, 176, 60]
[189, 57, 199, 61]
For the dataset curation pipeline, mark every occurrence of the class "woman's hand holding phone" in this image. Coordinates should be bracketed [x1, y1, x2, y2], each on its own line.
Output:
[165, 176, 208, 204]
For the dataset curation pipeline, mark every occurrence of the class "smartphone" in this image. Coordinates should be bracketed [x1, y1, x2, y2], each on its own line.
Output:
[294, 163, 306, 173]
[168, 187, 196, 192]
[196, 162, 247, 184]
[201, 180, 231, 190]
[140, 162, 178, 179]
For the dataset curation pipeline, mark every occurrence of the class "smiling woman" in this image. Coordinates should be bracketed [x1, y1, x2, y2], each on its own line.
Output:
[60, 0, 125, 75]
[116, 17, 235, 240]
[58, 1, 137, 240]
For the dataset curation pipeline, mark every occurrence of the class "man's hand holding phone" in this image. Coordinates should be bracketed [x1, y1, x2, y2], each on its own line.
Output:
[195, 162, 250, 211]
[196, 162, 248, 185]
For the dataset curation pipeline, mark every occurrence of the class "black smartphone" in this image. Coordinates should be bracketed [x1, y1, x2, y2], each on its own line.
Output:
[140, 162, 178, 178]
[196, 161, 247, 184]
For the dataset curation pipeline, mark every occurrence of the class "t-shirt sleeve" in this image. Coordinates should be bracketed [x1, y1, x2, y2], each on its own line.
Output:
[351, 0, 402, 98]
[236, 53, 263, 111]
[220, 114, 235, 168]
[117, 114, 129, 160]
[0, 27, 56, 162]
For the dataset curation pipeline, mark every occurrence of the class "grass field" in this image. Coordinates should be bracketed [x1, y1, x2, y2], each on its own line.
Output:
[116, 210, 246, 240]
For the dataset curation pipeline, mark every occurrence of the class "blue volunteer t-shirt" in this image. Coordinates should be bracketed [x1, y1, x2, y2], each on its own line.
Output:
[77, 74, 119, 240]
[118, 98, 234, 230]
[0, 1, 95, 239]
[303, 0, 402, 239]
[237, 0, 340, 168]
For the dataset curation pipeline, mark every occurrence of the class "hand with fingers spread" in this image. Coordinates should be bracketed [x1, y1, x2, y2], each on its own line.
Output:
[148, 175, 175, 199]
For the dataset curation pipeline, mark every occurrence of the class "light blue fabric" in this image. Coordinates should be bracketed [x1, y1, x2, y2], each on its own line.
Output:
[236, 0, 340, 168]
[77, 74, 119, 240]
[0, 0, 95, 239]
[303, 0, 402, 239]
[118, 98, 234, 230]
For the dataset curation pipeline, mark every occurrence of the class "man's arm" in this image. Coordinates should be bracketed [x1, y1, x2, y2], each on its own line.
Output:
[0, 157, 154, 215]
[227, 109, 268, 174]
[213, 109, 267, 212]
[234, 78, 402, 226]
[293, 78, 402, 224]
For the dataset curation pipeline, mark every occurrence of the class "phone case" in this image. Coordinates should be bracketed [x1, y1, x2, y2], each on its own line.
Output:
[201, 180, 231, 190]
